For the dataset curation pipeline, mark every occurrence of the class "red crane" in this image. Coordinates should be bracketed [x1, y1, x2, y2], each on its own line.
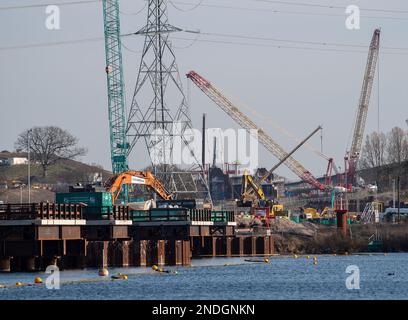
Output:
[187, 71, 327, 191]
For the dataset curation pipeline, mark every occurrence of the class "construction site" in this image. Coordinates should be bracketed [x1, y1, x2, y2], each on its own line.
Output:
[1, 0, 408, 273]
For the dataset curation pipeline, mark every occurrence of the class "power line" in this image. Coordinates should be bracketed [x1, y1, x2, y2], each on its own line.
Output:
[173, 36, 408, 55]
[169, 0, 204, 12]
[254, 0, 408, 15]
[0, 33, 136, 51]
[197, 32, 408, 51]
[0, 36, 103, 50]
[170, 1, 408, 21]
[2, 31, 408, 55]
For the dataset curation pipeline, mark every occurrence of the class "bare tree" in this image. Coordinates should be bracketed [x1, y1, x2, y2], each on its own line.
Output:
[15, 126, 87, 177]
[387, 126, 408, 166]
[360, 131, 387, 169]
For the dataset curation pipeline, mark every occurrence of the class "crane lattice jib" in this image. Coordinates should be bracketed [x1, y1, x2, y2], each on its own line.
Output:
[103, 0, 128, 174]
[349, 29, 381, 172]
[187, 71, 326, 191]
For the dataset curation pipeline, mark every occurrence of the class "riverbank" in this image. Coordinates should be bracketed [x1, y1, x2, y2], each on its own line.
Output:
[272, 221, 408, 254]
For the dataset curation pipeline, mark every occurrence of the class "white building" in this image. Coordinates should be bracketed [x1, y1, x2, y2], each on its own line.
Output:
[6, 157, 28, 165]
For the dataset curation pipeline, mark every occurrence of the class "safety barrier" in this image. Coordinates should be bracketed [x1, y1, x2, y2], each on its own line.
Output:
[0, 203, 83, 220]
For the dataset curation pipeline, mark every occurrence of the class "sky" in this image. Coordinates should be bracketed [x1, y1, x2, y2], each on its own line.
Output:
[0, 0, 407, 181]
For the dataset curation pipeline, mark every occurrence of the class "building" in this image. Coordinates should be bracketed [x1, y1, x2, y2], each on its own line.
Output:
[0, 152, 28, 166]
[7, 157, 28, 165]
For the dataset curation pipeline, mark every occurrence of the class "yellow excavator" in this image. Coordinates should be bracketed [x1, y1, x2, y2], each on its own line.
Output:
[104, 170, 173, 204]
[239, 170, 285, 218]
[238, 126, 322, 220]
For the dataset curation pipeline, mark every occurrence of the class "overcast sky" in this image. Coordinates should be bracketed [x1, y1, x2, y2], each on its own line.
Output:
[0, 0, 407, 181]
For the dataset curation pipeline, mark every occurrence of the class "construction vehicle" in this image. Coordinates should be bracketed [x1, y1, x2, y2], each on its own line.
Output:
[187, 71, 327, 191]
[344, 29, 381, 190]
[237, 126, 322, 224]
[242, 126, 323, 205]
[104, 170, 173, 204]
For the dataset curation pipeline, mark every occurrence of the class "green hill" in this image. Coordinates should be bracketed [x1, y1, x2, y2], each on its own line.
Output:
[0, 152, 111, 185]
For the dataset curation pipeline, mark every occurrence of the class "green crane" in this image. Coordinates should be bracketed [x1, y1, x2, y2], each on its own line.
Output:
[102, 0, 128, 174]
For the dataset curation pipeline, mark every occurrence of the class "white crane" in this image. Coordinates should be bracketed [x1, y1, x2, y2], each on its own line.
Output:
[345, 29, 381, 187]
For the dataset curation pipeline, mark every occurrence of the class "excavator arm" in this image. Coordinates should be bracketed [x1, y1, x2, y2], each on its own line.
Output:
[104, 170, 173, 203]
[242, 170, 267, 203]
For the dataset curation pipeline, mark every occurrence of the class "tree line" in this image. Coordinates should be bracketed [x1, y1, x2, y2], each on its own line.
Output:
[360, 126, 408, 170]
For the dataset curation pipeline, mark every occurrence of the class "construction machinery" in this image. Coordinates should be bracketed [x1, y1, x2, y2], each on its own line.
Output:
[102, 0, 129, 174]
[104, 171, 173, 204]
[344, 29, 381, 190]
[237, 125, 323, 224]
[241, 125, 323, 206]
[187, 71, 327, 191]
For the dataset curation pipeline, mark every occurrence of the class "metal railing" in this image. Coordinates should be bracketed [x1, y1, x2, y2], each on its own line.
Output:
[130, 208, 235, 223]
[0, 203, 83, 220]
[0, 203, 131, 221]
[130, 208, 189, 222]
[82, 205, 130, 220]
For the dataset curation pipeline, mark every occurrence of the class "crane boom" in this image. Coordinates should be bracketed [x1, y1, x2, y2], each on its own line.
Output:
[187, 71, 326, 191]
[347, 29, 381, 181]
[103, 0, 129, 173]
[244, 125, 322, 201]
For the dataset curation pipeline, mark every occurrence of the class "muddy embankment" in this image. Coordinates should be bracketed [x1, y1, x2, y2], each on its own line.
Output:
[269, 220, 408, 254]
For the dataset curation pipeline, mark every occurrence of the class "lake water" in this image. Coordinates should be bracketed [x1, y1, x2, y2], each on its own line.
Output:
[1, 253, 407, 300]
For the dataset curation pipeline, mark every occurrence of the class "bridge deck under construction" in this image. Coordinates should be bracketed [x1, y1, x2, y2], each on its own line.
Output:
[0, 203, 273, 272]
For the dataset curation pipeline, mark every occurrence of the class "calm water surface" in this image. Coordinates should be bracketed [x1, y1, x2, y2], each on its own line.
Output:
[0, 253, 407, 300]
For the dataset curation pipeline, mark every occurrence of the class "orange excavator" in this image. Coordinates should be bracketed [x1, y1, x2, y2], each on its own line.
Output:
[104, 170, 173, 203]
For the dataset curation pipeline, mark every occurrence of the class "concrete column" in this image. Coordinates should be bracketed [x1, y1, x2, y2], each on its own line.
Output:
[226, 237, 232, 257]
[175, 240, 183, 265]
[251, 237, 257, 256]
[129, 240, 146, 267]
[0, 257, 11, 272]
[269, 236, 274, 255]
[121, 241, 130, 267]
[182, 240, 191, 266]
[140, 240, 147, 266]
[157, 240, 166, 266]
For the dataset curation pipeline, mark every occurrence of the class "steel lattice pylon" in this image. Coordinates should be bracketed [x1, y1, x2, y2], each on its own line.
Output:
[126, 0, 211, 202]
